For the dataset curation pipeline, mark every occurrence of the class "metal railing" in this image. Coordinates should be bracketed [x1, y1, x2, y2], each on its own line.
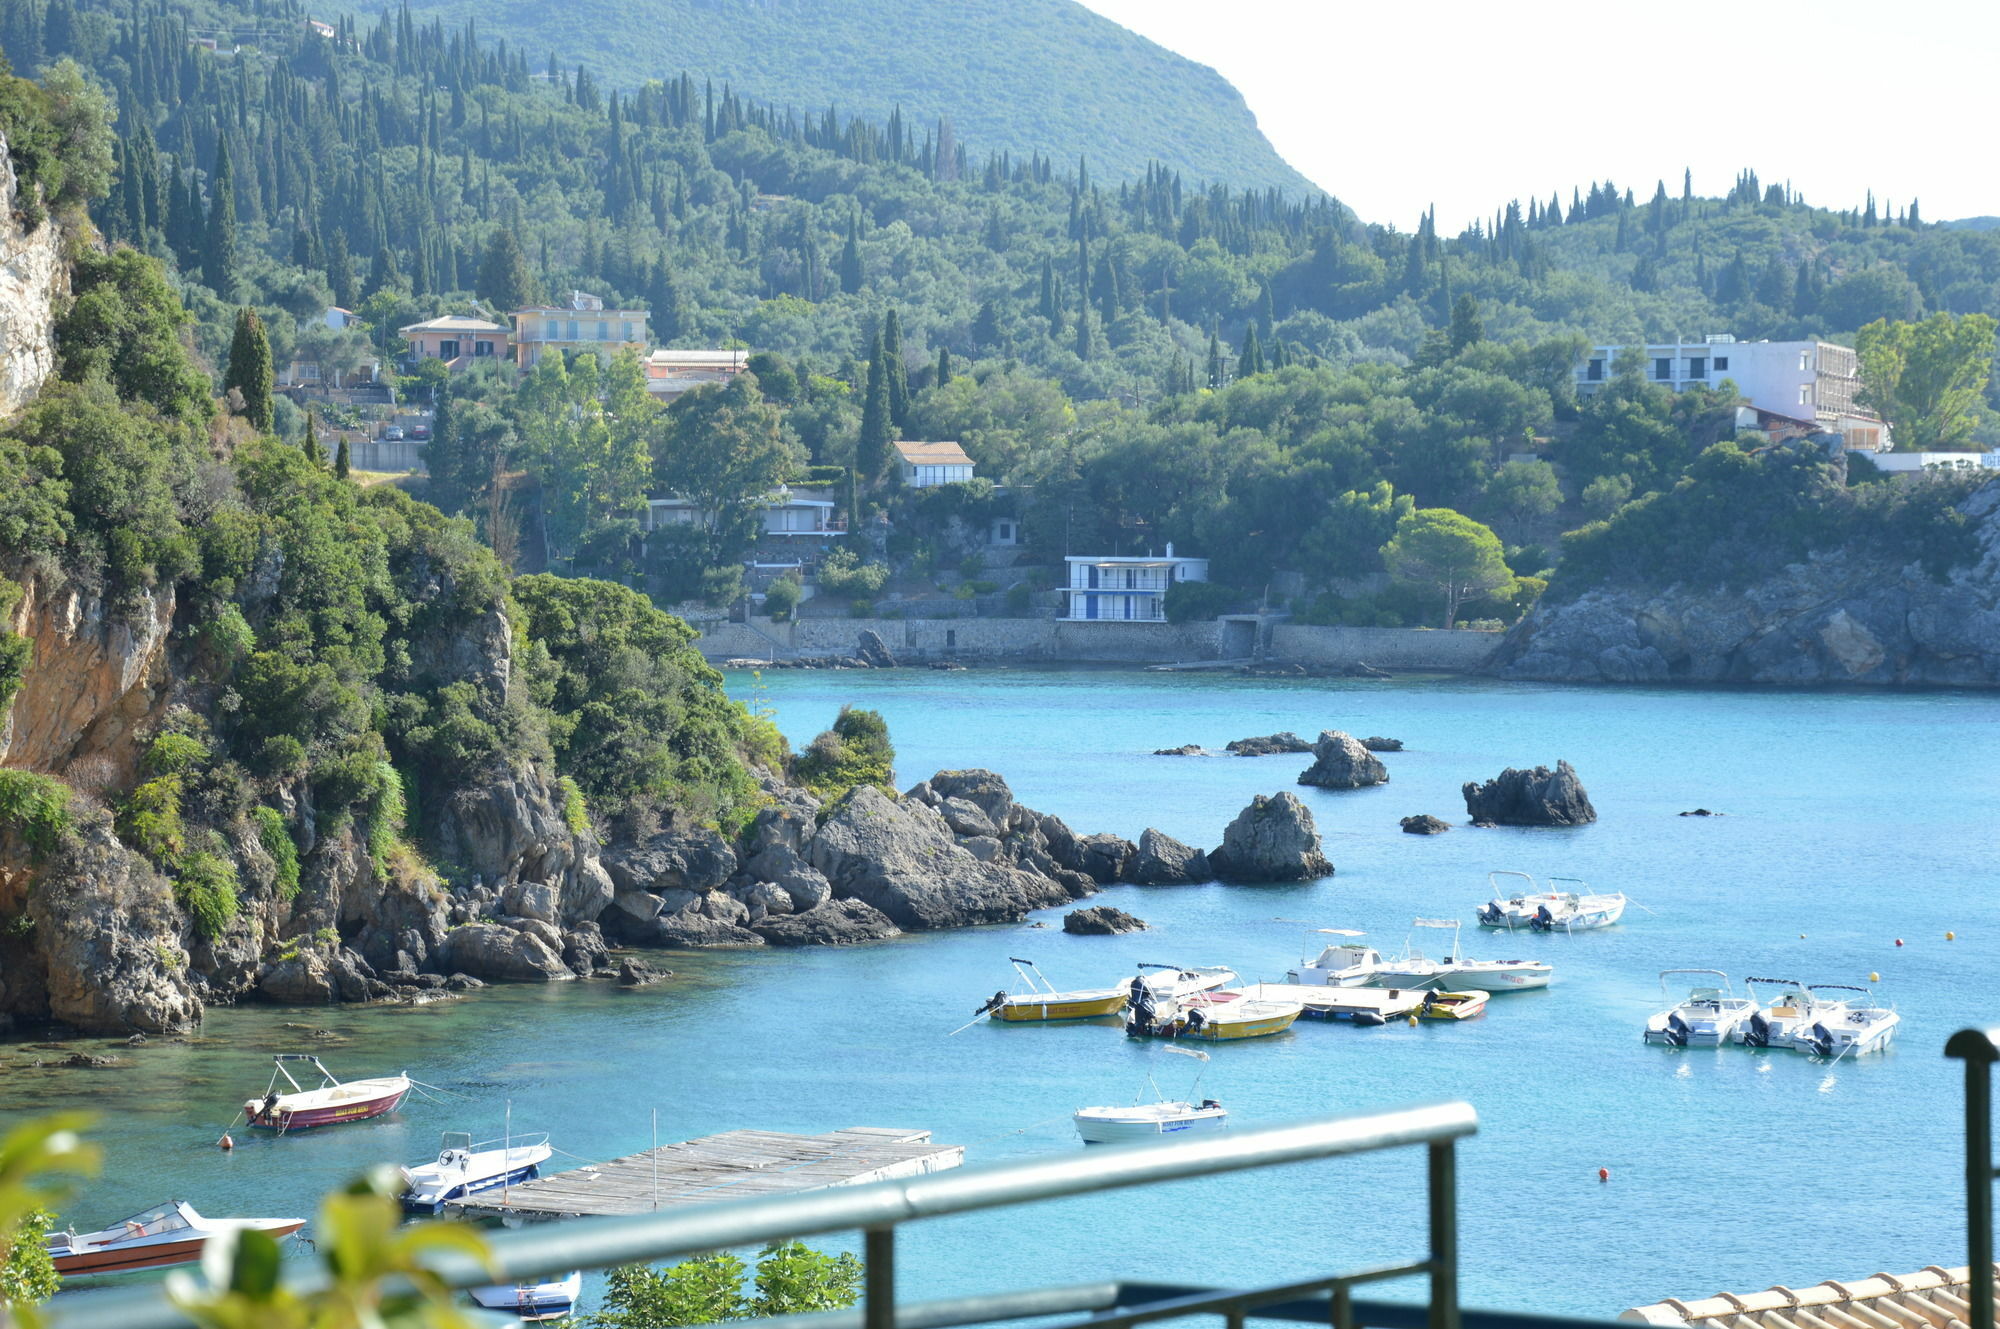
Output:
[1947, 1027, 2000, 1329]
[45, 1101, 1579, 1329]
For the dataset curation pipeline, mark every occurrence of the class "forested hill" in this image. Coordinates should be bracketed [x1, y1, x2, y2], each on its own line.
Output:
[348, 0, 1316, 195]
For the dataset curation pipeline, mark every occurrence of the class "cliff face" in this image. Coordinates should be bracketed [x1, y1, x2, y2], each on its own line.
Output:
[0, 128, 64, 417]
[2, 577, 175, 775]
[1490, 480, 2000, 687]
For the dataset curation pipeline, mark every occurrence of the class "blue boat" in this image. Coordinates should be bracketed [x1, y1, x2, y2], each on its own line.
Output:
[399, 1132, 552, 1215]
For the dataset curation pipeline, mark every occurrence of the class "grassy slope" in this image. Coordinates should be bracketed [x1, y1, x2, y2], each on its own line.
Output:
[351, 0, 1317, 194]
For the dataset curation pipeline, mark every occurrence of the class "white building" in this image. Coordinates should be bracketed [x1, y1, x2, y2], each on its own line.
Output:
[1576, 335, 1888, 450]
[643, 489, 843, 537]
[645, 348, 748, 401]
[1855, 451, 2000, 474]
[1062, 545, 1208, 622]
[511, 292, 649, 369]
[894, 440, 976, 488]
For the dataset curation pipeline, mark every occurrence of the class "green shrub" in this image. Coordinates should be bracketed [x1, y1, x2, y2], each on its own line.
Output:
[141, 732, 210, 778]
[116, 775, 184, 864]
[253, 806, 301, 902]
[1004, 584, 1032, 614]
[557, 775, 590, 835]
[0, 770, 70, 857]
[761, 574, 802, 621]
[1163, 579, 1236, 624]
[0, 631, 30, 718]
[367, 763, 406, 862]
[174, 852, 239, 940]
[255, 735, 307, 778]
[816, 546, 889, 597]
[792, 706, 895, 801]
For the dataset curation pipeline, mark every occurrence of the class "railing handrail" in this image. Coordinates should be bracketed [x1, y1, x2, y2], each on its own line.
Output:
[49, 1101, 1477, 1329]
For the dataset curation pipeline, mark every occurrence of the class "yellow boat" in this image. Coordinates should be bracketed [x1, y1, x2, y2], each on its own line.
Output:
[977, 958, 1129, 1024]
[1417, 990, 1489, 1021]
[1128, 990, 1303, 1042]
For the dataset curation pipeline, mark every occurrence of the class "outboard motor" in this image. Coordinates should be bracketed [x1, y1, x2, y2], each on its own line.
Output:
[1664, 1013, 1690, 1047]
[1807, 1023, 1834, 1057]
[1531, 904, 1555, 933]
[1743, 1013, 1770, 1048]
[1477, 903, 1499, 926]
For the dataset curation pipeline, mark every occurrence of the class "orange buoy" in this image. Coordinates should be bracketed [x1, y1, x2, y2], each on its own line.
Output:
[218, 1133, 234, 1151]
[1948, 931, 1957, 941]
[1597, 1167, 1609, 1182]
[1895, 938, 1905, 947]
[1869, 972, 1880, 983]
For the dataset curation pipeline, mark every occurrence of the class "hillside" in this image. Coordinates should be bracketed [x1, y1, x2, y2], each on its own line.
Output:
[345, 0, 1317, 195]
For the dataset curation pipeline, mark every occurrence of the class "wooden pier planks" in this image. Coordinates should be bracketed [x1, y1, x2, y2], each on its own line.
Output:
[449, 1127, 964, 1220]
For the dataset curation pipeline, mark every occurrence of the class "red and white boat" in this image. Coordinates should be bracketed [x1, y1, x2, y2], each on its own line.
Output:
[45, 1201, 306, 1276]
[243, 1054, 411, 1131]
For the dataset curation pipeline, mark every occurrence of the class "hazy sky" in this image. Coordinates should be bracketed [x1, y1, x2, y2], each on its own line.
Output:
[1077, 0, 1995, 231]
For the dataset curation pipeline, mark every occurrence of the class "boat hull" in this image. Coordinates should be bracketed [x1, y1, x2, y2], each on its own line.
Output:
[401, 1161, 544, 1215]
[247, 1083, 409, 1131]
[1417, 993, 1488, 1021]
[472, 1271, 582, 1321]
[1447, 966, 1552, 992]
[992, 992, 1127, 1022]
[51, 1220, 306, 1277]
[1074, 1110, 1227, 1145]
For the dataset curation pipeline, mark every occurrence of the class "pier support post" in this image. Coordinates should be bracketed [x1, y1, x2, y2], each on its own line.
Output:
[1427, 1140, 1459, 1329]
[865, 1226, 896, 1329]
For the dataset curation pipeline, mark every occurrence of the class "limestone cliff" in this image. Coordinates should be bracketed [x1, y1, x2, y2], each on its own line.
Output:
[0, 128, 64, 416]
[2, 576, 174, 775]
[1490, 479, 2000, 687]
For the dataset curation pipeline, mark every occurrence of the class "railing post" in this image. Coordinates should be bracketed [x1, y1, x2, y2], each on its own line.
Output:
[865, 1226, 897, 1329]
[1969, 1051, 1994, 1329]
[1427, 1140, 1460, 1329]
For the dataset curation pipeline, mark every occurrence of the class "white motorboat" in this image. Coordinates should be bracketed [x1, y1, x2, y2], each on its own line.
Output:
[401, 1131, 554, 1214]
[1476, 871, 1627, 932]
[1285, 929, 1388, 986]
[1129, 962, 1238, 1001]
[1075, 1046, 1227, 1144]
[1791, 985, 1900, 1058]
[1644, 970, 1757, 1046]
[43, 1202, 305, 1277]
[1367, 919, 1553, 992]
[471, 1270, 583, 1321]
[1736, 977, 1827, 1048]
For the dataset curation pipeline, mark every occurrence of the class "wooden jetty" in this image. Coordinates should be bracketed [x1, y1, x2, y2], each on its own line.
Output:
[1235, 982, 1428, 1024]
[448, 1127, 963, 1221]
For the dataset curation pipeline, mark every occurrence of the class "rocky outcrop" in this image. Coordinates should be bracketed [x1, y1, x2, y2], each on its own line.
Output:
[1296, 730, 1389, 789]
[1225, 732, 1312, 756]
[439, 921, 576, 982]
[752, 899, 901, 947]
[1490, 480, 2000, 687]
[1152, 744, 1206, 756]
[0, 131, 65, 418]
[855, 629, 898, 669]
[1063, 906, 1146, 935]
[1400, 815, 1450, 835]
[1125, 828, 1209, 885]
[1208, 793, 1333, 882]
[1462, 762, 1596, 827]
[3, 578, 176, 776]
[1362, 737, 1404, 752]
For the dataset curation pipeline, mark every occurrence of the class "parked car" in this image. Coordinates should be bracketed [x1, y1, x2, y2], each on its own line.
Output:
[383, 425, 404, 441]
[410, 424, 431, 441]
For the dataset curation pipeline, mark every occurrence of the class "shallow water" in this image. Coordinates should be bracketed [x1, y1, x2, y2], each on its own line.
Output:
[12, 668, 2000, 1318]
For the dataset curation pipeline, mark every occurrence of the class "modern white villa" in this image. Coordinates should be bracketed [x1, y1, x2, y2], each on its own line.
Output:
[1576, 335, 1889, 449]
[894, 441, 976, 488]
[1061, 546, 1209, 622]
[643, 489, 843, 536]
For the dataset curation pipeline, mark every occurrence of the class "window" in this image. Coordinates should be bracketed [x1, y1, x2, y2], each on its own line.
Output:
[1686, 357, 1707, 379]
[1653, 358, 1673, 381]
[596, 321, 609, 341]
[622, 322, 635, 340]
[1714, 356, 1729, 371]
[1799, 351, 1811, 371]
[1585, 358, 1604, 381]
[1799, 384, 1812, 406]
[566, 321, 579, 340]
[439, 339, 459, 359]
[474, 340, 492, 357]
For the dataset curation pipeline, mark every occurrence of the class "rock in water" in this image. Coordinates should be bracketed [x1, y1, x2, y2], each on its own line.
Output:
[855, 629, 898, 669]
[616, 958, 662, 986]
[751, 899, 902, 947]
[1125, 828, 1210, 885]
[1679, 808, 1722, 817]
[1063, 906, 1147, 935]
[1297, 730, 1389, 789]
[438, 923, 576, 982]
[1225, 732, 1312, 756]
[1362, 736, 1404, 752]
[1461, 761, 1597, 827]
[1400, 815, 1450, 835]
[1208, 793, 1333, 882]
[1152, 744, 1206, 756]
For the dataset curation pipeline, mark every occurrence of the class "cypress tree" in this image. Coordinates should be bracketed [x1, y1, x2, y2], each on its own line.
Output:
[476, 228, 538, 310]
[1448, 294, 1483, 354]
[882, 310, 908, 429]
[1257, 282, 1275, 341]
[837, 213, 863, 293]
[857, 335, 893, 482]
[935, 346, 952, 388]
[326, 230, 357, 309]
[1074, 309, 1093, 361]
[204, 137, 238, 296]
[224, 307, 274, 431]
[1206, 332, 1222, 389]
[303, 407, 321, 464]
[335, 436, 351, 480]
[1239, 326, 1263, 376]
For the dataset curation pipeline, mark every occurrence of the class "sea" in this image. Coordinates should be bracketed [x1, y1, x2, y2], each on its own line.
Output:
[12, 667, 2000, 1320]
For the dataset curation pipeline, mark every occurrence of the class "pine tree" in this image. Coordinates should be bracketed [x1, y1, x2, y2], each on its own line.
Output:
[882, 310, 909, 429]
[303, 407, 321, 465]
[476, 228, 538, 310]
[857, 334, 893, 482]
[971, 299, 1001, 351]
[204, 137, 238, 296]
[224, 307, 274, 431]
[1448, 294, 1483, 354]
[335, 436, 351, 479]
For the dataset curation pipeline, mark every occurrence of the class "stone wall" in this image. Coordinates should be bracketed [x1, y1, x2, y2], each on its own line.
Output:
[1267, 624, 1501, 671]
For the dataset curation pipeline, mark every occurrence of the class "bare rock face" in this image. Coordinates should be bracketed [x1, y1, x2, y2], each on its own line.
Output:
[428, 761, 608, 927]
[855, 629, 898, 669]
[0, 131, 65, 417]
[438, 921, 575, 982]
[923, 770, 1017, 829]
[1062, 906, 1147, 935]
[603, 828, 738, 895]
[1362, 737, 1404, 752]
[1208, 793, 1333, 883]
[1226, 732, 1313, 756]
[1125, 828, 1209, 885]
[2, 577, 175, 776]
[1297, 730, 1388, 790]
[751, 898, 901, 947]
[1400, 815, 1450, 835]
[808, 785, 1070, 930]
[1461, 761, 1597, 827]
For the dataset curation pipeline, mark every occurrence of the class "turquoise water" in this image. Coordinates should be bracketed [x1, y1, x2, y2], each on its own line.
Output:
[12, 668, 2000, 1318]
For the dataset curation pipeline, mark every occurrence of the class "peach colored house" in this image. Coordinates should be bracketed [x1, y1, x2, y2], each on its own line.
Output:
[399, 315, 509, 370]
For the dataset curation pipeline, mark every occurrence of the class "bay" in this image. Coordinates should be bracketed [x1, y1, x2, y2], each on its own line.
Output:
[11, 667, 1999, 1318]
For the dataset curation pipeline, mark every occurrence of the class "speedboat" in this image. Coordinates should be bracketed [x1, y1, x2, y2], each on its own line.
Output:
[44, 1202, 305, 1277]
[1791, 985, 1900, 1058]
[1127, 987, 1301, 1041]
[243, 1054, 411, 1131]
[1476, 871, 1627, 932]
[1286, 929, 1388, 986]
[1369, 919, 1553, 992]
[978, 958, 1129, 1023]
[1075, 1046, 1227, 1144]
[1736, 977, 1826, 1048]
[1129, 962, 1238, 1000]
[401, 1131, 554, 1214]
[1417, 991, 1488, 1021]
[470, 1270, 583, 1321]
[1644, 970, 1757, 1046]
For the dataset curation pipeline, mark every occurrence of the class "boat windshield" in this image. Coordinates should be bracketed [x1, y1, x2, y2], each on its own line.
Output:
[115, 1205, 191, 1238]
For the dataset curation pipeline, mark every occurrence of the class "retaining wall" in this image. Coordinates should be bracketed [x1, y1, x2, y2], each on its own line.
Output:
[1266, 624, 1500, 671]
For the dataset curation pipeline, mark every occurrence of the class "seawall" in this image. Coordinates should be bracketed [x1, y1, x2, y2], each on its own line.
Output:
[693, 615, 1500, 672]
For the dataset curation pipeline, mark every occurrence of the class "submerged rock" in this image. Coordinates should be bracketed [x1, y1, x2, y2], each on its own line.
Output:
[1400, 815, 1450, 835]
[1208, 793, 1333, 882]
[1297, 730, 1389, 790]
[1152, 744, 1207, 756]
[1225, 732, 1312, 756]
[1362, 736, 1404, 752]
[1461, 761, 1597, 827]
[1062, 906, 1147, 935]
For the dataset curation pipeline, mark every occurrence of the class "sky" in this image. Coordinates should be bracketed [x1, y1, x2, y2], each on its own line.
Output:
[1077, 0, 1997, 232]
